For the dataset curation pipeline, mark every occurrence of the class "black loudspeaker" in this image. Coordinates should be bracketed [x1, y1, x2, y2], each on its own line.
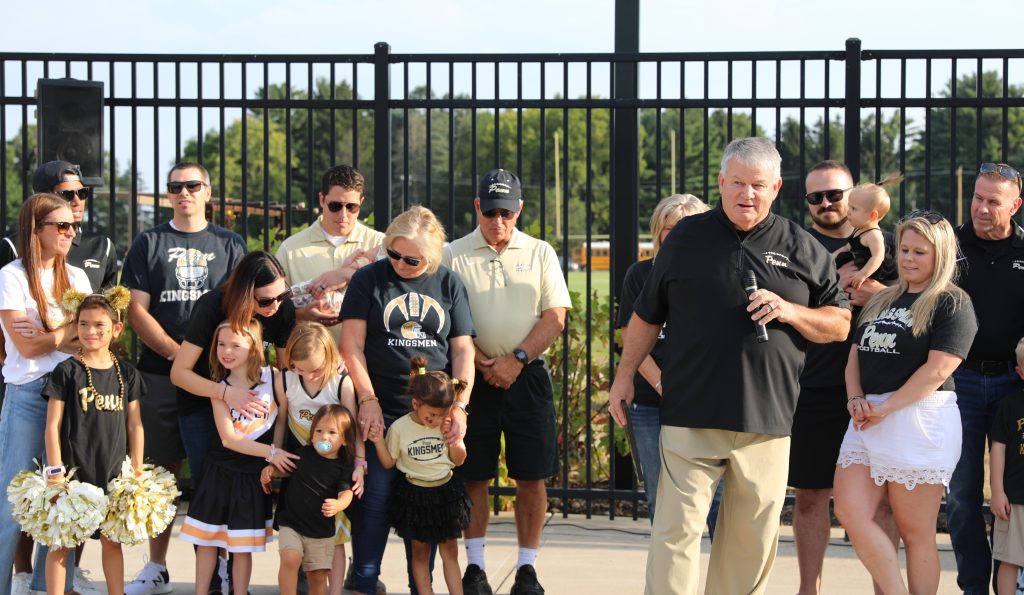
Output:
[37, 78, 105, 187]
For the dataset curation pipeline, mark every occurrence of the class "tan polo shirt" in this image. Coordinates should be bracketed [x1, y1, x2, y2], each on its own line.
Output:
[442, 227, 571, 358]
[275, 218, 385, 286]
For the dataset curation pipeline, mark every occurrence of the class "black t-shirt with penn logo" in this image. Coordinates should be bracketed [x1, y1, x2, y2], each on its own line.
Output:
[633, 206, 849, 435]
[956, 221, 1024, 362]
[854, 291, 977, 395]
[340, 259, 475, 419]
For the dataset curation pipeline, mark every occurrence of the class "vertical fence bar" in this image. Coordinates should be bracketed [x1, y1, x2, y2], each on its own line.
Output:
[425, 62, 432, 208]
[844, 38, 862, 183]
[948, 59, 958, 214]
[402, 61, 409, 209]
[263, 61, 271, 250]
[374, 42, 392, 231]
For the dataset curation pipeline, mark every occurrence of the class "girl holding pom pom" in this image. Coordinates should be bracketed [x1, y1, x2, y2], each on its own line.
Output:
[180, 319, 298, 595]
[367, 355, 471, 595]
[42, 288, 145, 595]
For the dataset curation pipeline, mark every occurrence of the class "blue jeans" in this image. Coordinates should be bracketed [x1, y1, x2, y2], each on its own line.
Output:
[350, 416, 434, 595]
[947, 367, 1024, 594]
[0, 376, 75, 595]
[631, 403, 723, 539]
[179, 408, 218, 487]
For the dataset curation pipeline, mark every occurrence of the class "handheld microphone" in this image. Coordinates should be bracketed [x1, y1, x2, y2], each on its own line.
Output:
[743, 269, 769, 343]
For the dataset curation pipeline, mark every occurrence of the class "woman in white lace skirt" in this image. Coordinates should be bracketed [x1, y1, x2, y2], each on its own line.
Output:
[833, 212, 978, 595]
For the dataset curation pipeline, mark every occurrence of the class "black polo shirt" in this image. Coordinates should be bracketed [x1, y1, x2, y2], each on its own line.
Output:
[633, 206, 849, 435]
[0, 230, 118, 292]
[956, 220, 1024, 362]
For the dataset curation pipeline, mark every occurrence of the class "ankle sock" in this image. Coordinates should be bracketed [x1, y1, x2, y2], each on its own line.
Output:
[465, 537, 486, 570]
[516, 547, 538, 569]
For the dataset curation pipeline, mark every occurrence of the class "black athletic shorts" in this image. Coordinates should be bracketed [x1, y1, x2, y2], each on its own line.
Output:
[788, 385, 850, 490]
[458, 360, 558, 481]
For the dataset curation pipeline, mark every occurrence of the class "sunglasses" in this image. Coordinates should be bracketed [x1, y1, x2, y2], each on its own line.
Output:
[167, 180, 208, 195]
[254, 289, 293, 308]
[40, 221, 77, 233]
[326, 201, 361, 214]
[386, 247, 423, 267]
[901, 209, 945, 225]
[481, 208, 517, 220]
[805, 187, 852, 206]
[979, 162, 1023, 190]
[55, 188, 92, 202]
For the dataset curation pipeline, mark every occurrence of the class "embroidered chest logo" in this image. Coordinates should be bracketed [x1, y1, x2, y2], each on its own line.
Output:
[858, 306, 912, 355]
[514, 263, 532, 273]
[383, 292, 445, 348]
[82, 258, 101, 269]
[1012, 260, 1024, 271]
[763, 251, 791, 268]
[406, 436, 445, 462]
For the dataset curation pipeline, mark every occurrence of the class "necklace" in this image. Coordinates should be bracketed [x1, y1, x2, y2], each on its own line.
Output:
[78, 349, 125, 409]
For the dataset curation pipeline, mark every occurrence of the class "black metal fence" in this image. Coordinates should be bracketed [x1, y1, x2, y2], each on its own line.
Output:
[2, 40, 1023, 518]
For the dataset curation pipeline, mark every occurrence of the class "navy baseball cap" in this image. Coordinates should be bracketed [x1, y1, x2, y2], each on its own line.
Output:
[32, 160, 84, 192]
[478, 169, 522, 212]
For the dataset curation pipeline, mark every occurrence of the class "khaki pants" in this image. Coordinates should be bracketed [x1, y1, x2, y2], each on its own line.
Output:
[645, 427, 790, 595]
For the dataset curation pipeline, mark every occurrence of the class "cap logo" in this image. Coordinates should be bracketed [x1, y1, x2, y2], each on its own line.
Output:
[488, 183, 511, 195]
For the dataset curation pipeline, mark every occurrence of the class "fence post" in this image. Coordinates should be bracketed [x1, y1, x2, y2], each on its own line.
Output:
[611, 0, 639, 306]
[844, 38, 862, 182]
[374, 41, 392, 231]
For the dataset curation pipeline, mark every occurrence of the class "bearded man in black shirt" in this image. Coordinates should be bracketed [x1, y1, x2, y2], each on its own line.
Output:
[610, 137, 851, 595]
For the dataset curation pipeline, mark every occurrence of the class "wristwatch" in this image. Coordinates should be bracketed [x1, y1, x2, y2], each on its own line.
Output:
[512, 347, 529, 365]
[452, 400, 469, 414]
[44, 465, 66, 477]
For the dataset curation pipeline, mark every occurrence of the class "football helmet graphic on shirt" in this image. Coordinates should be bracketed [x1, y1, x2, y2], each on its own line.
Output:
[383, 292, 444, 348]
[172, 248, 211, 290]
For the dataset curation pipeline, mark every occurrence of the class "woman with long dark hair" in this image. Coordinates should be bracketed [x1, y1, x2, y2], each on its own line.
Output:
[0, 193, 92, 593]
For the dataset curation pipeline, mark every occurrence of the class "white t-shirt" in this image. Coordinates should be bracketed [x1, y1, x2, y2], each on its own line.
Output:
[284, 369, 346, 445]
[0, 260, 92, 385]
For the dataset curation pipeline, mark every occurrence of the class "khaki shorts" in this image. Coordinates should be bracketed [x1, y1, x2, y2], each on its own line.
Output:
[278, 526, 335, 571]
[994, 504, 1024, 566]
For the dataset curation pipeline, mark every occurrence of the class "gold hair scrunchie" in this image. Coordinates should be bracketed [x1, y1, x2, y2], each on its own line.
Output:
[452, 379, 460, 386]
[418, 367, 427, 376]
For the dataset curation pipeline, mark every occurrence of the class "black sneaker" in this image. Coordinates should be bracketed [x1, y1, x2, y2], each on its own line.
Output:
[510, 564, 544, 595]
[462, 564, 493, 595]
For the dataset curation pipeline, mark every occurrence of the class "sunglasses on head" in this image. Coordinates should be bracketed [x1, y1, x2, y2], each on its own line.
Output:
[805, 187, 852, 206]
[40, 221, 77, 233]
[326, 201, 361, 214]
[55, 188, 92, 202]
[166, 180, 208, 195]
[979, 162, 1023, 190]
[254, 289, 293, 308]
[901, 209, 945, 225]
[386, 247, 423, 267]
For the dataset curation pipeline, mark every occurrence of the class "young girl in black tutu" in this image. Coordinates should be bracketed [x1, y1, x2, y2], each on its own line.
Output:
[367, 355, 470, 595]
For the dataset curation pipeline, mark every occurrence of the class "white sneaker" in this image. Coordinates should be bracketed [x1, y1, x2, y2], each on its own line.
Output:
[10, 572, 31, 595]
[73, 567, 103, 595]
[124, 561, 172, 595]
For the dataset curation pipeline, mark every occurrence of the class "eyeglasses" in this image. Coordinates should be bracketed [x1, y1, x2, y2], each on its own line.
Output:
[979, 163, 1023, 190]
[386, 247, 423, 267]
[167, 180, 208, 195]
[481, 208, 518, 220]
[326, 201, 361, 214]
[40, 221, 77, 234]
[490, 258, 510, 286]
[254, 289, 293, 308]
[805, 187, 852, 205]
[55, 188, 92, 202]
[902, 209, 945, 225]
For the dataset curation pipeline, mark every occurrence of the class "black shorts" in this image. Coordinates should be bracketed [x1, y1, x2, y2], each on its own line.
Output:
[139, 371, 186, 466]
[459, 360, 558, 481]
[788, 385, 849, 490]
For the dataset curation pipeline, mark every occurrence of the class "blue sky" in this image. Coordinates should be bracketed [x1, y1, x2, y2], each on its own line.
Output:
[4, 0, 1020, 55]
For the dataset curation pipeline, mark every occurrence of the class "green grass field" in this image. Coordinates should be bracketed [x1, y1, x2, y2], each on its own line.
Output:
[567, 270, 612, 304]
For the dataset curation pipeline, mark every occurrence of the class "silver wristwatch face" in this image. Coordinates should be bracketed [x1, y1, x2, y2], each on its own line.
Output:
[513, 349, 528, 363]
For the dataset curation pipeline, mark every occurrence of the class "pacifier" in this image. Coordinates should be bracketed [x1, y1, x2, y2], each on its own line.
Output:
[315, 440, 333, 453]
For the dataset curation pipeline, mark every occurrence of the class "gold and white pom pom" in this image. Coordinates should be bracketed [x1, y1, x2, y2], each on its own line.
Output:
[101, 458, 181, 546]
[7, 467, 107, 548]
